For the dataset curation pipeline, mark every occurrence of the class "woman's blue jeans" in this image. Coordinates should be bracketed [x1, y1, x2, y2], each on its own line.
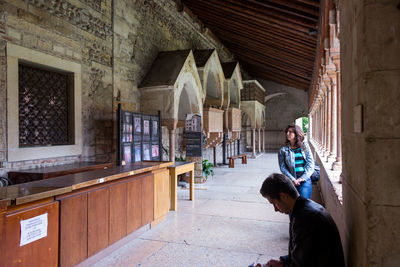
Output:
[296, 179, 312, 199]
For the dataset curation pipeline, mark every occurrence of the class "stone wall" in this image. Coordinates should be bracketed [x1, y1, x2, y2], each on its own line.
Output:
[258, 79, 308, 150]
[340, 1, 400, 266]
[0, 0, 233, 175]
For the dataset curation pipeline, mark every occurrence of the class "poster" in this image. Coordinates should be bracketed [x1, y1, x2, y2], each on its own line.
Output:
[134, 117, 141, 133]
[152, 144, 159, 157]
[124, 144, 131, 163]
[134, 144, 141, 162]
[152, 121, 158, 136]
[143, 143, 150, 160]
[143, 120, 150, 135]
[20, 213, 48, 246]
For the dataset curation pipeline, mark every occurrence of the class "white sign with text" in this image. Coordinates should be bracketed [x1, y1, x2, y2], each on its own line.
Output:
[20, 213, 48, 246]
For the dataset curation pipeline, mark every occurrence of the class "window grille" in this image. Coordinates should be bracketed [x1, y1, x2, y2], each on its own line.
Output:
[18, 63, 72, 147]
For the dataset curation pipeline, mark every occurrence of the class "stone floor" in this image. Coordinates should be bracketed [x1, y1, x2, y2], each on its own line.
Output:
[91, 153, 290, 267]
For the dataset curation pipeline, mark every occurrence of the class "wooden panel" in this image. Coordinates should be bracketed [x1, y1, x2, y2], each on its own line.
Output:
[109, 183, 127, 245]
[87, 187, 109, 257]
[4, 201, 59, 267]
[141, 174, 154, 224]
[127, 178, 142, 233]
[0, 207, 5, 263]
[59, 194, 87, 267]
[153, 168, 170, 220]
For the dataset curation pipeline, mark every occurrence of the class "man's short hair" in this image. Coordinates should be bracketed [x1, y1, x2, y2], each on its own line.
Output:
[260, 173, 299, 199]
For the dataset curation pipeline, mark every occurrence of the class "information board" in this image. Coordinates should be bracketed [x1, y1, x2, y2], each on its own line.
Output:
[118, 105, 161, 165]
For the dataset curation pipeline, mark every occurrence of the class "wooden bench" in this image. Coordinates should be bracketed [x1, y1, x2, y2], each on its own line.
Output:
[228, 154, 247, 168]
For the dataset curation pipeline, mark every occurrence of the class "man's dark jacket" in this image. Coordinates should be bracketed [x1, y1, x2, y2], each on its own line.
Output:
[281, 197, 345, 267]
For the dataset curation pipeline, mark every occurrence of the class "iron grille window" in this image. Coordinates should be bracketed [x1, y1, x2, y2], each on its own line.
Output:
[18, 63, 73, 147]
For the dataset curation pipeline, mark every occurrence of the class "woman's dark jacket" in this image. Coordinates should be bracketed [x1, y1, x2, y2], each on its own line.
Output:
[281, 197, 345, 267]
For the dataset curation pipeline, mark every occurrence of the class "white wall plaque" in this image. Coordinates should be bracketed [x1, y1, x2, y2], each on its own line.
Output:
[20, 213, 48, 246]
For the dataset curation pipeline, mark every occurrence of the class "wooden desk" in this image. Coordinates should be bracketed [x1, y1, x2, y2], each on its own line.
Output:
[167, 162, 195, 211]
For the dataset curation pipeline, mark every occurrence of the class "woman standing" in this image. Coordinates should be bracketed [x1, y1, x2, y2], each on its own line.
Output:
[278, 124, 315, 199]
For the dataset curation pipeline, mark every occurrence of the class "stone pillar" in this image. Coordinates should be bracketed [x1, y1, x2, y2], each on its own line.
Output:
[325, 79, 332, 160]
[323, 90, 329, 156]
[262, 128, 265, 152]
[328, 74, 337, 162]
[169, 128, 175, 162]
[252, 128, 256, 158]
[163, 119, 178, 162]
[333, 65, 342, 170]
[213, 146, 217, 167]
[258, 128, 261, 153]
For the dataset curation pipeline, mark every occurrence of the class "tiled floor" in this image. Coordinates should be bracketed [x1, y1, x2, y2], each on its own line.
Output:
[92, 153, 290, 267]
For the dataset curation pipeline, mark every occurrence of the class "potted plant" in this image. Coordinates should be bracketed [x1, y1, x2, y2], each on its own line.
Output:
[202, 159, 214, 181]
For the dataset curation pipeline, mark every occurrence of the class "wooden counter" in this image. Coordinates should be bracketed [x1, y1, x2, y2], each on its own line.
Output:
[0, 161, 173, 267]
[8, 162, 113, 184]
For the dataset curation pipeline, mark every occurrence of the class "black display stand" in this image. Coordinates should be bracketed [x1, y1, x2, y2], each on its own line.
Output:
[117, 104, 162, 165]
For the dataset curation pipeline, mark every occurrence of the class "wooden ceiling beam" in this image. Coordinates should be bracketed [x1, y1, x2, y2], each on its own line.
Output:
[197, 0, 312, 32]
[202, 15, 316, 53]
[226, 44, 314, 76]
[233, 49, 312, 81]
[232, 52, 312, 83]
[243, 64, 309, 90]
[296, 0, 320, 8]
[217, 0, 318, 28]
[238, 56, 311, 85]
[223, 39, 314, 71]
[211, 26, 315, 64]
[250, 0, 319, 17]
[189, 5, 317, 47]
[185, 0, 315, 37]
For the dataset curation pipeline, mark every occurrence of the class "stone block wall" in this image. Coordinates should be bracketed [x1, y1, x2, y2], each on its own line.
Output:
[340, 1, 400, 266]
[0, 0, 233, 175]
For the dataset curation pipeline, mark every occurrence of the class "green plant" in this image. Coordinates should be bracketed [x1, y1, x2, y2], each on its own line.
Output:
[302, 117, 309, 134]
[202, 159, 214, 180]
[175, 155, 186, 162]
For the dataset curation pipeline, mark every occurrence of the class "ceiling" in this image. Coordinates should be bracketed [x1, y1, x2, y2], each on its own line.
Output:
[180, 0, 320, 91]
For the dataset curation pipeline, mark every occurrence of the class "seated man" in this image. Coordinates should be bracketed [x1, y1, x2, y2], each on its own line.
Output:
[253, 173, 345, 267]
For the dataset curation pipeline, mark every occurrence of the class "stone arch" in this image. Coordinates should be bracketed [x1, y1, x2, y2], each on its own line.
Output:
[241, 111, 252, 151]
[176, 80, 202, 120]
[221, 62, 243, 109]
[194, 50, 225, 108]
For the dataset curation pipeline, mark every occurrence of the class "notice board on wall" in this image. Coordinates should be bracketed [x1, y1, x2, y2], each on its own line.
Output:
[185, 114, 202, 157]
[118, 104, 162, 165]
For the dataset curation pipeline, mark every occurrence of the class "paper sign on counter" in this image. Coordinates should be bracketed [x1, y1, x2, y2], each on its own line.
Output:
[20, 213, 48, 246]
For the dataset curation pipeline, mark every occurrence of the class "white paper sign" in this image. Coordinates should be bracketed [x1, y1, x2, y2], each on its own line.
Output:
[20, 213, 48, 246]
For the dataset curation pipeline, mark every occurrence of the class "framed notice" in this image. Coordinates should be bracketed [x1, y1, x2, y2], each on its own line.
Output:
[134, 143, 141, 162]
[118, 105, 162, 165]
[143, 143, 151, 161]
[152, 144, 159, 159]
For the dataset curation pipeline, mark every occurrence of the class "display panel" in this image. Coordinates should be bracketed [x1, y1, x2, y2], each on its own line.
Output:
[118, 105, 161, 165]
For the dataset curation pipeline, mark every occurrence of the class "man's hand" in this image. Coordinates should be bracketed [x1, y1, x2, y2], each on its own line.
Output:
[266, 259, 283, 267]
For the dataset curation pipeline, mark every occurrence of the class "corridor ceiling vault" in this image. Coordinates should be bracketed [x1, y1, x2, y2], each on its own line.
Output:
[180, 0, 320, 91]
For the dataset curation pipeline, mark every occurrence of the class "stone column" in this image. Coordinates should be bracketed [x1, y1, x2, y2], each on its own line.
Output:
[328, 74, 337, 162]
[333, 64, 342, 170]
[325, 78, 332, 160]
[213, 146, 217, 167]
[323, 90, 329, 156]
[163, 119, 178, 162]
[258, 128, 261, 154]
[252, 128, 256, 158]
[262, 128, 265, 152]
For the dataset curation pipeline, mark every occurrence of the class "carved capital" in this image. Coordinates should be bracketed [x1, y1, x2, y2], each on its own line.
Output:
[162, 118, 178, 131]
